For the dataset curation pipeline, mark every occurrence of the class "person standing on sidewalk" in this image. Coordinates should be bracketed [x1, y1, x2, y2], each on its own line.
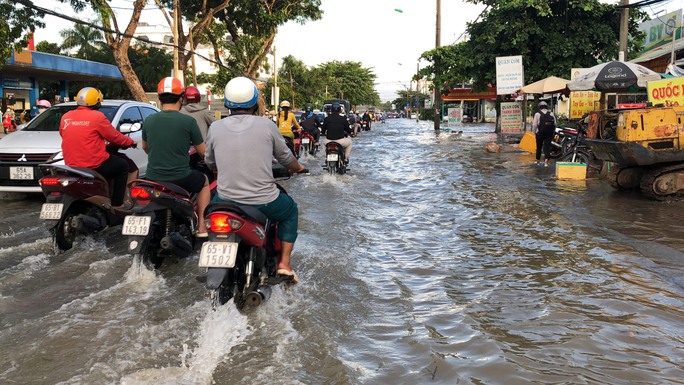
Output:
[532, 101, 556, 166]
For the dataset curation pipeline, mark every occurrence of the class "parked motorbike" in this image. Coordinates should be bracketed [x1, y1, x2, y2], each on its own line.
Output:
[560, 117, 595, 165]
[122, 163, 216, 269]
[38, 146, 139, 251]
[201, 166, 307, 310]
[299, 130, 318, 156]
[549, 126, 579, 158]
[324, 141, 347, 175]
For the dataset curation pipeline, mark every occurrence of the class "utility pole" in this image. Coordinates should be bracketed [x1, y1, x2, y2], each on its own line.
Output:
[416, 61, 420, 122]
[433, 0, 442, 131]
[172, 0, 183, 82]
[273, 45, 279, 110]
[619, 0, 629, 61]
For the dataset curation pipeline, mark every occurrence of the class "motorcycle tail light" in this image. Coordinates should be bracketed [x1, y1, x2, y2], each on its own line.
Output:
[40, 177, 60, 186]
[130, 186, 150, 199]
[208, 213, 243, 233]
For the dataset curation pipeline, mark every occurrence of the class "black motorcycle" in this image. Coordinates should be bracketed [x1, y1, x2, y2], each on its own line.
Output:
[324, 142, 346, 175]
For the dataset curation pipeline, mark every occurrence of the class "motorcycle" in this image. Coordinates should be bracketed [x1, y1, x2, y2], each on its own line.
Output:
[324, 141, 347, 175]
[559, 118, 596, 166]
[360, 120, 370, 131]
[200, 166, 306, 310]
[38, 146, 139, 251]
[299, 130, 318, 156]
[549, 126, 578, 158]
[122, 160, 216, 269]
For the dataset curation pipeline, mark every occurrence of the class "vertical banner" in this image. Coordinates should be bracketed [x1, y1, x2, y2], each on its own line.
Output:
[500, 102, 523, 133]
[447, 107, 462, 126]
[496, 55, 524, 95]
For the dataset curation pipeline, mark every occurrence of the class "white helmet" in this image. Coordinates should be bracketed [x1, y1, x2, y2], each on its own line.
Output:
[223, 77, 259, 109]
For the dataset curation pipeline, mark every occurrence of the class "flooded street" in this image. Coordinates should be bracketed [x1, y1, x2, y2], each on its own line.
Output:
[1, 118, 683, 385]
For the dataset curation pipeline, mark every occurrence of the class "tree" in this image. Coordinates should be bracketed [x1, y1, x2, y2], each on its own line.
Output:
[419, 1, 647, 98]
[60, 23, 103, 60]
[1, 0, 45, 69]
[35, 41, 62, 55]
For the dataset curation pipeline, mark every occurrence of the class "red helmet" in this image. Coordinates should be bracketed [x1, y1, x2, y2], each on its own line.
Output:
[157, 77, 184, 96]
[185, 86, 201, 103]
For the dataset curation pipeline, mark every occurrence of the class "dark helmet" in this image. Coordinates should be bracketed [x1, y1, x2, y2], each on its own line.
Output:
[332, 103, 342, 114]
[305, 103, 313, 112]
[185, 86, 201, 103]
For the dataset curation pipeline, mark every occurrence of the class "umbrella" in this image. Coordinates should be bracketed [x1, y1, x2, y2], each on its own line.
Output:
[567, 61, 661, 91]
[520, 76, 569, 94]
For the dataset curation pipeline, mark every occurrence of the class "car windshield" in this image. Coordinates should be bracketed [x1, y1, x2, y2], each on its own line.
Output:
[22, 105, 119, 132]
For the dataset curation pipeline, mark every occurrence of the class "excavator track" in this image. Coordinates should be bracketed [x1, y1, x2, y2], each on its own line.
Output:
[640, 163, 684, 200]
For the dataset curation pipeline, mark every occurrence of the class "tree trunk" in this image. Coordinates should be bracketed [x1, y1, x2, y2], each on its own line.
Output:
[112, 48, 149, 102]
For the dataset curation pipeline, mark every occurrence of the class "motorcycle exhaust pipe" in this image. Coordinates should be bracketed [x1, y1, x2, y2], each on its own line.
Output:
[69, 214, 103, 232]
[244, 286, 271, 307]
[160, 232, 193, 256]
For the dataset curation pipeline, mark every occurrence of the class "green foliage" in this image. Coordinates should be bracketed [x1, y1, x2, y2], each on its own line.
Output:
[59, 23, 104, 60]
[421, 0, 648, 96]
[35, 41, 62, 55]
[0, 0, 45, 69]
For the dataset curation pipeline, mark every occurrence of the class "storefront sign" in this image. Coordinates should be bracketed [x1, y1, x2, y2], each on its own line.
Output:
[2, 77, 33, 89]
[496, 55, 524, 95]
[500, 102, 522, 133]
[447, 107, 462, 126]
[638, 10, 681, 55]
[570, 91, 601, 119]
[648, 77, 684, 106]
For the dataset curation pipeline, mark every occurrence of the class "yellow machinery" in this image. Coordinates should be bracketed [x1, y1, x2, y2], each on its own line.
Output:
[586, 105, 684, 200]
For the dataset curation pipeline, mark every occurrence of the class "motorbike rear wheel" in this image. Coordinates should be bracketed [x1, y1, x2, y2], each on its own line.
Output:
[560, 150, 592, 165]
[54, 209, 78, 251]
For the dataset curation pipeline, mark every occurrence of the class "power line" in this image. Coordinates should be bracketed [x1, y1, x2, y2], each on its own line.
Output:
[11, 0, 227, 70]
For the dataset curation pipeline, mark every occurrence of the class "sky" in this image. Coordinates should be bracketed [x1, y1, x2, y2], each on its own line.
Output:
[30, 0, 676, 102]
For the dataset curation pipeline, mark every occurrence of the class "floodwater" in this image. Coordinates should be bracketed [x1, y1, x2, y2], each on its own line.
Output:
[1, 118, 683, 385]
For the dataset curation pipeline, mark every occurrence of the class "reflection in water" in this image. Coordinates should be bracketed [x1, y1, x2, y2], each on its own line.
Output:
[0, 120, 683, 384]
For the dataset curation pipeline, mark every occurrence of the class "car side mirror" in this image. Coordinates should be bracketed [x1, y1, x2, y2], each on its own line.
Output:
[119, 122, 142, 133]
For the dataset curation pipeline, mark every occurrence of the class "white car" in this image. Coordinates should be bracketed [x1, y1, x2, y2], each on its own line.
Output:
[0, 100, 159, 193]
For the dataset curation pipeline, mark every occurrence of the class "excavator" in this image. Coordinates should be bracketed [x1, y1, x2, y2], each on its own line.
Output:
[585, 105, 684, 200]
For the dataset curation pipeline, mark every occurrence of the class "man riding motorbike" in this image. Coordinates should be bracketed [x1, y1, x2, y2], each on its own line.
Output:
[141, 77, 211, 237]
[321, 103, 353, 164]
[299, 103, 321, 146]
[205, 76, 306, 282]
[180, 85, 215, 140]
[58, 87, 136, 209]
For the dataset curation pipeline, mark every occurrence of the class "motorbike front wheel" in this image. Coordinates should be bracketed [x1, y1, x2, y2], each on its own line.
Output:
[560, 150, 592, 165]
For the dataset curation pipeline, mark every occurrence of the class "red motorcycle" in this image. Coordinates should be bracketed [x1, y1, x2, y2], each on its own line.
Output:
[39, 148, 139, 251]
[201, 166, 306, 310]
[123, 163, 216, 269]
[299, 130, 318, 156]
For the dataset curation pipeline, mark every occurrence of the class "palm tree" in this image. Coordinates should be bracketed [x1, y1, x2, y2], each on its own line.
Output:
[59, 23, 104, 60]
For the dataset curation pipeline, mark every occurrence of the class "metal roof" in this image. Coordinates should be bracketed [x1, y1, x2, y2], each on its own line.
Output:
[3, 50, 122, 82]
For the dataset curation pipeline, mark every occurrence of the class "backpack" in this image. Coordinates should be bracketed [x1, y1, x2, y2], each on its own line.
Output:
[539, 111, 555, 135]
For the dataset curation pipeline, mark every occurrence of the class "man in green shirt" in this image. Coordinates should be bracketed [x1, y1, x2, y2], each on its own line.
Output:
[142, 77, 210, 237]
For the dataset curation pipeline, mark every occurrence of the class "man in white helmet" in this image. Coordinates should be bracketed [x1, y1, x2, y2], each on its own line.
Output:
[205, 76, 306, 283]
[531, 100, 556, 166]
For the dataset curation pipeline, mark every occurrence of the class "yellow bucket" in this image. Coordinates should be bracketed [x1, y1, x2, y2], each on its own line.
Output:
[518, 131, 536, 154]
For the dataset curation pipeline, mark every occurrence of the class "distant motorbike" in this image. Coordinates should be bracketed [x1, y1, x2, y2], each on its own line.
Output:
[123, 159, 216, 269]
[38, 142, 139, 251]
[299, 131, 318, 156]
[324, 141, 347, 175]
[360, 120, 370, 131]
[201, 166, 306, 310]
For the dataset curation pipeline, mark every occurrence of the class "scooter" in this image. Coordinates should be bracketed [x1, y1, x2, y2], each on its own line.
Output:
[360, 120, 370, 131]
[122, 162, 216, 269]
[38, 147, 139, 251]
[201, 166, 307, 310]
[323, 141, 347, 175]
[299, 130, 318, 156]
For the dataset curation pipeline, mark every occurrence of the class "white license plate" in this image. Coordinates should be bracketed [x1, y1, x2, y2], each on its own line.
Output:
[121, 215, 152, 236]
[199, 242, 239, 268]
[39, 203, 63, 220]
[301, 138, 310, 144]
[10, 166, 33, 180]
[326, 153, 339, 162]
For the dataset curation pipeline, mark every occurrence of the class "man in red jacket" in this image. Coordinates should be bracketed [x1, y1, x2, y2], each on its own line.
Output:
[59, 87, 136, 208]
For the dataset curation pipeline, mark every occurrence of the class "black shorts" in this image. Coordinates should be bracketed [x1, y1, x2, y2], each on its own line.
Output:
[169, 170, 207, 194]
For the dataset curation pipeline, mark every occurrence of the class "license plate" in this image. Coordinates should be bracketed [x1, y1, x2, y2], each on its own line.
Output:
[121, 215, 152, 236]
[10, 166, 33, 180]
[326, 153, 339, 162]
[199, 242, 239, 268]
[39, 203, 63, 220]
[301, 138, 310, 144]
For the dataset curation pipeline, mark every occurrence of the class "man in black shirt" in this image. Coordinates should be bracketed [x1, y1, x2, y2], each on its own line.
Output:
[321, 103, 353, 163]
